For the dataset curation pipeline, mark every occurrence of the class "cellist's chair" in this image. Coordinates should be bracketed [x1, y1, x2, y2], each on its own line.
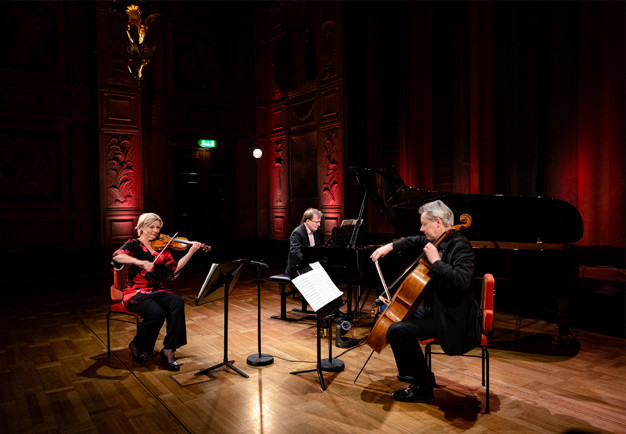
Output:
[106, 266, 141, 357]
[421, 273, 495, 413]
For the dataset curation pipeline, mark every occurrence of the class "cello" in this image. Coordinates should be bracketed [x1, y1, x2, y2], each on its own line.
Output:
[365, 214, 472, 353]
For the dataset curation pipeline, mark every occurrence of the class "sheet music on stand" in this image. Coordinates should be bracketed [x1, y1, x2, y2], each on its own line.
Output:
[292, 262, 343, 312]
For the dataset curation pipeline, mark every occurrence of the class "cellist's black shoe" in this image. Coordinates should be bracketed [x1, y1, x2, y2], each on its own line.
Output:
[397, 374, 417, 383]
[391, 383, 434, 402]
[397, 372, 437, 387]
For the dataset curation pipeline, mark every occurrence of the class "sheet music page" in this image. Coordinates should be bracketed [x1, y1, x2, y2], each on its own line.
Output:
[291, 262, 343, 311]
[196, 263, 219, 299]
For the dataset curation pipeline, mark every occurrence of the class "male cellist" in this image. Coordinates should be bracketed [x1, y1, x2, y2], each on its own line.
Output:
[370, 200, 481, 402]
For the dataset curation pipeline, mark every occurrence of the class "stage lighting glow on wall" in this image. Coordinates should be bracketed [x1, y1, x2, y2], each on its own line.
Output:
[198, 139, 217, 148]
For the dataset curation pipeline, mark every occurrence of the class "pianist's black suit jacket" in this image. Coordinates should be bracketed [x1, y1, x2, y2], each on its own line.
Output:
[392, 231, 481, 355]
[285, 223, 325, 277]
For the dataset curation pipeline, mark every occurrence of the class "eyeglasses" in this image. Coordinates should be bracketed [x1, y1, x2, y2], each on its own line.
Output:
[310, 220, 321, 224]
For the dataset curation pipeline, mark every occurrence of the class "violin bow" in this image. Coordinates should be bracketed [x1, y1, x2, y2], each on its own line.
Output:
[152, 231, 179, 264]
[374, 260, 392, 301]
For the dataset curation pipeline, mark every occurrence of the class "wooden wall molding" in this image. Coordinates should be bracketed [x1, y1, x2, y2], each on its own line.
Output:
[100, 91, 141, 130]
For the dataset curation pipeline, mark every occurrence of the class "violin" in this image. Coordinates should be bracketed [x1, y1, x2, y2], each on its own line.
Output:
[366, 214, 472, 353]
[151, 234, 212, 252]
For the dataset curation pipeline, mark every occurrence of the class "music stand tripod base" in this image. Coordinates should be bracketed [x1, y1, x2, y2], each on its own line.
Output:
[195, 359, 249, 378]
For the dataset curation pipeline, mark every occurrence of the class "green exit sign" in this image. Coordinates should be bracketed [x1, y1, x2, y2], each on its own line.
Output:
[198, 139, 217, 148]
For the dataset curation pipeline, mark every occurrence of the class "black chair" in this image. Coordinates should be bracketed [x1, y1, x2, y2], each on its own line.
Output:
[269, 273, 315, 321]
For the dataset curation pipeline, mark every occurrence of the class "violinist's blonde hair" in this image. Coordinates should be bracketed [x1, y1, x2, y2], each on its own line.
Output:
[419, 200, 454, 227]
[136, 212, 163, 236]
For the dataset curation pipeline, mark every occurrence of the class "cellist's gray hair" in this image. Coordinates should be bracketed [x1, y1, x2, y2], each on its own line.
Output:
[419, 200, 454, 227]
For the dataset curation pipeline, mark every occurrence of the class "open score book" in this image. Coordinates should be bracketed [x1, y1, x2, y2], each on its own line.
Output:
[291, 262, 343, 312]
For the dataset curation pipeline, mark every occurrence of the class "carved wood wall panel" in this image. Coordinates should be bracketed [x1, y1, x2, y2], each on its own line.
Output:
[290, 132, 318, 199]
[161, 101, 238, 130]
[320, 86, 340, 123]
[319, 19, 342, 81]
[290, 91, 317, 131]
[319, 125, 343, 207]
[0, 84, 72, 120]
[271, 106, 285, 134]
[96, 8, 135, 89]
[0, 120, 94, 251]
[0, 2, 98, 258]
[266, 2, 346, 241]
[0, 126, 64, 204]
[167, 23, 231, 98]
[0, 1, 66, 82]
[100, 132, 143, 211]
[270, 136, 288, 207]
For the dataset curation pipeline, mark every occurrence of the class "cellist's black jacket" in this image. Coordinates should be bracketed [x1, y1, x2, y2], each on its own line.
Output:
[392, 231, 481, 355]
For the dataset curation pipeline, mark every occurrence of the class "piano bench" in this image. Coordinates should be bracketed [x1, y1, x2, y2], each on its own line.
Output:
[269, 274, 315, 321]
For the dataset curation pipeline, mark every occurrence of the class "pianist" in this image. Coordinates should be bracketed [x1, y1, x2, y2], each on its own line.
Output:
[285, 208, 325, 277]
[369, 200, 481, 402]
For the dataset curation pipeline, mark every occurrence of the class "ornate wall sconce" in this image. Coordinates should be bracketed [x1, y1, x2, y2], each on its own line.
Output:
[123, 4, 159, 80]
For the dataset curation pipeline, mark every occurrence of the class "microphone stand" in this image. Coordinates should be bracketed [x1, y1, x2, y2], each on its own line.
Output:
[247, 261, 274, 366]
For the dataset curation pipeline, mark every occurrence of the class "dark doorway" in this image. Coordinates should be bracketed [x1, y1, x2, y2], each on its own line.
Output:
[172, 147, 236, 254]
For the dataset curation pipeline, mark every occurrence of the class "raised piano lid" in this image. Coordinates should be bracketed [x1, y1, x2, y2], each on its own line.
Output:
[354, 167, 584, 244]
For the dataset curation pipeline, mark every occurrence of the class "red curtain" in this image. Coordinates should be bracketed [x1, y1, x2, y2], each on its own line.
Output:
[577, 2, 625, 248]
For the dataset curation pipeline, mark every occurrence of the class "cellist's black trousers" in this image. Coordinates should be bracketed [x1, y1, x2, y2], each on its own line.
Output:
[126, 291, 187, 354]
[387, 306, 437, 384]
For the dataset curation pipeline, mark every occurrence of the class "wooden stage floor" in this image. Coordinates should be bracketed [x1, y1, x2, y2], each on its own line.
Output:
[0, 264, 624, 433]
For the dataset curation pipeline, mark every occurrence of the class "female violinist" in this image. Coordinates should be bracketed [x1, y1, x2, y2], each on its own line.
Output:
[370, 200, 481, 402]
[111, 212, 202, 371]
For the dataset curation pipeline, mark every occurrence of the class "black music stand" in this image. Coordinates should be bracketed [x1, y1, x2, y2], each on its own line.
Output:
[195, 258, 249, 378]
[290, 296, 344, 391]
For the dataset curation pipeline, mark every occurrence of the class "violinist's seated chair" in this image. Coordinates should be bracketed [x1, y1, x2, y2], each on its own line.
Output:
[106, 266, 141, 356]
[269, 273, 315, 321]
[421, 273, 495, 413]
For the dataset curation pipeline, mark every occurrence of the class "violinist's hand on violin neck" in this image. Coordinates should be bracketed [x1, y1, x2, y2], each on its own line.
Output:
[189, 241, 202, 253]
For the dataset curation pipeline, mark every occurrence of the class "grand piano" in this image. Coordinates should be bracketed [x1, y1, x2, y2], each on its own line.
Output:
[305, 167, 584, 338]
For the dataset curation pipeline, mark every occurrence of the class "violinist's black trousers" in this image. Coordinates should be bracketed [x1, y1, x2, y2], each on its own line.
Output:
[126, 292, 187, 354]
[387, 306, 437, 384]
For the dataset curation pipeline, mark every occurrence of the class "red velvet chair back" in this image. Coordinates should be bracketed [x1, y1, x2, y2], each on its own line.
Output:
[110, 267, 128, 301]
[481, 273, 495, 336]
